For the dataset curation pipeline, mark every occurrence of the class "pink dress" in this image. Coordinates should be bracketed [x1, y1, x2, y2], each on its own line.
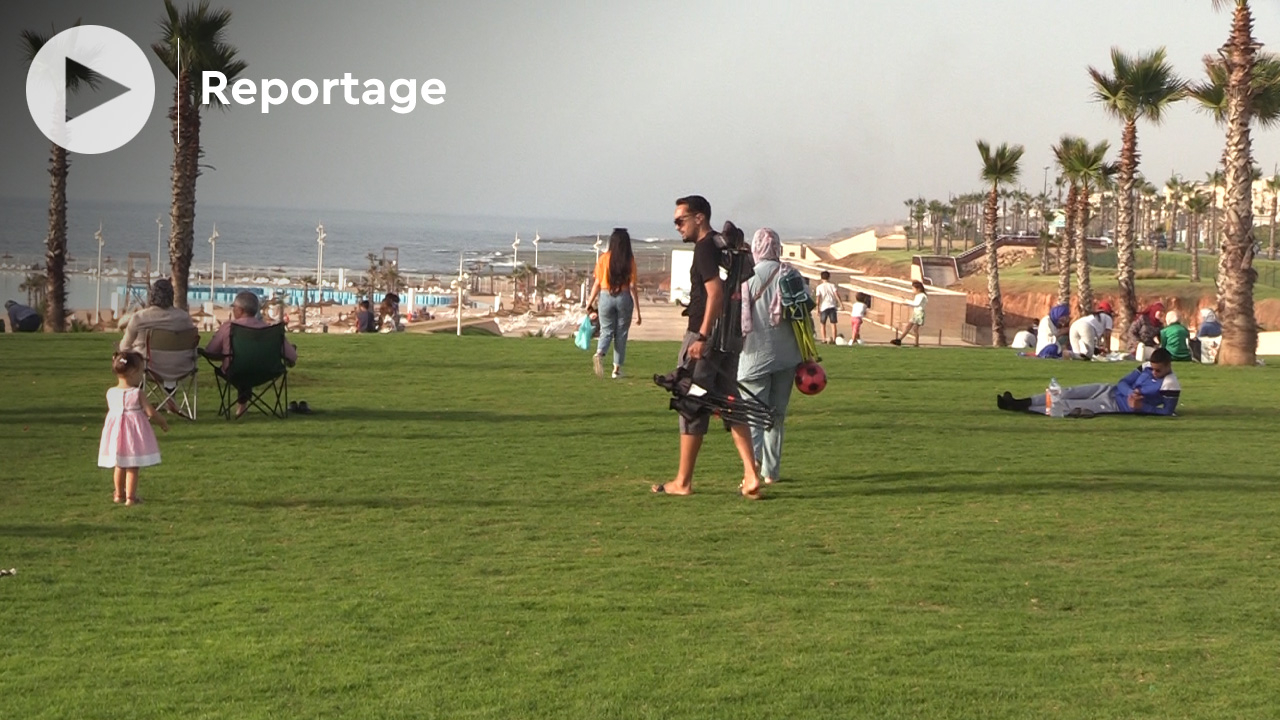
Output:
[98, 387, 161, 468]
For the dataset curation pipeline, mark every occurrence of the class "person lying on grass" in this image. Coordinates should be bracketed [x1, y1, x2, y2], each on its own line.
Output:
[996, 347, 1181, 417]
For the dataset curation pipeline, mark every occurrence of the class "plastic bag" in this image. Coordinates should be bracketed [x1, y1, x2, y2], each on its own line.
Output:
[574, 315, 593, 350]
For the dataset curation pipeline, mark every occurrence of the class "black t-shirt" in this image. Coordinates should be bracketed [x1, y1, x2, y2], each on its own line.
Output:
[686, 232, 723, 333]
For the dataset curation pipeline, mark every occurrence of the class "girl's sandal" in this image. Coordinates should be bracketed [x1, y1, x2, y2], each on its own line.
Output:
[113, 494, 125, 504]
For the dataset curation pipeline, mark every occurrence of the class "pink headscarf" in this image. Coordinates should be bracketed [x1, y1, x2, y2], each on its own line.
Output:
[742, 228, 790, 334]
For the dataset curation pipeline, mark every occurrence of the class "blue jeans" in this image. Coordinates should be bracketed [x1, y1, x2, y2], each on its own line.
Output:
[739, 367, 795, 481]
[596, 290, 634, 367]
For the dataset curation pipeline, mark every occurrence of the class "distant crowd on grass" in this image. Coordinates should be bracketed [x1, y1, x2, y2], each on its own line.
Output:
[1013, 298, 1223, 365]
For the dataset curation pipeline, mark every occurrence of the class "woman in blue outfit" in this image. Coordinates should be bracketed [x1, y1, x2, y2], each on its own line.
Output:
[737, 228, 804, 485]
[997, 348, 1181, 417]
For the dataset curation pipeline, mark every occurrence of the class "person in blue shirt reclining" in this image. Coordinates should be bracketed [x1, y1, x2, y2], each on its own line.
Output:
[997, 348, 1181, 417]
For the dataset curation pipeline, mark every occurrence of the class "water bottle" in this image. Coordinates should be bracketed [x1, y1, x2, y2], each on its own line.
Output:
[1047, 377, 1064, 417]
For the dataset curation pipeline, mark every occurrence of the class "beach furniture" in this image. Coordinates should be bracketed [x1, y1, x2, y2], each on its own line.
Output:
[144, 327, 200, 420]
[199, 323, 290, 419]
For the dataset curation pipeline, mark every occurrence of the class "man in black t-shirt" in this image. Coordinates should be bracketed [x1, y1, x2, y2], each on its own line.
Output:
[651, 195, 766, 499]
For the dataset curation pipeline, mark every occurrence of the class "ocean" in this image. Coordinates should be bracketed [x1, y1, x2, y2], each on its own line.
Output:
[0, 196, 681, 310]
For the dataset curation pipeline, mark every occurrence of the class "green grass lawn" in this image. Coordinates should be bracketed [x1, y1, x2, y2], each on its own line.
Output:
[2, 334, 1278, 719]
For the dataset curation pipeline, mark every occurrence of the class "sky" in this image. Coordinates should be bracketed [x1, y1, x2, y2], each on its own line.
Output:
[4, 0, 1280, 237]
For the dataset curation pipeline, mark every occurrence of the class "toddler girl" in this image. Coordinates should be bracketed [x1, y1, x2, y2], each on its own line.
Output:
[98, 351, 168, 505]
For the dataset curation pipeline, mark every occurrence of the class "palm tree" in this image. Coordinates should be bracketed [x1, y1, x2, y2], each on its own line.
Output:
[1059, 138, 1113, 316]
[928, 200, 947, 254]
[1205, 169, 1225, 253]
[977, 140, 1024, 347]
[1089, 47, 1186, 337]
[19, 24, 99, 332]
[1052, 136, 1085, 308]
[1185, 191, 1211, 281]
[911, 198, 928, 251]
[1266, 174, 1280, 260]
[152, 0, 246, 310]
[1187, 0, 1280, 364]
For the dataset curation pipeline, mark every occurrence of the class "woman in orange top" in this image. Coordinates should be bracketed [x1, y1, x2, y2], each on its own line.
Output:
[586, 228, 642, 379]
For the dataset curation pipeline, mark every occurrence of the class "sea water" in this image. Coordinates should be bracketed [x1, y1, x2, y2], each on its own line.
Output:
[0, 196, 677, 308]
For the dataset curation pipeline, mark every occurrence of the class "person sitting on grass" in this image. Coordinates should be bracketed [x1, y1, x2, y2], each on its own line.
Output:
[354, 300, 376, 333]
[1159, 310, 1192, 362]
[1011, 324, 1037, 350]
[1034, 303, 1070, 358]
[1067, 301, 1113, 360]
[5, 300, 41, 332]
[1125, 302, 1164, 359]
[996, 347, 1181, 417]
[204, 291, 297, 418]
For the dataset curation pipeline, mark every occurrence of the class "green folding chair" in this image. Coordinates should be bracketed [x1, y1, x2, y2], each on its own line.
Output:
[199, 323, 290, 419]
[145, 327, 200, 420]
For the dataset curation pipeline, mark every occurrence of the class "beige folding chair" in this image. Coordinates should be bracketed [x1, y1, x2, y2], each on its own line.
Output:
[145, 327, 200, 420]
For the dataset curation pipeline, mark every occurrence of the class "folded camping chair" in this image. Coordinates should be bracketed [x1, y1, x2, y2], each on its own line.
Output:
[145, 327, 200, 420]
[199, 323, 290, 419]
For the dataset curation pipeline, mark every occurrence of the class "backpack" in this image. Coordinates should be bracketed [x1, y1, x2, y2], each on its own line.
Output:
[778, 271, 815, 321]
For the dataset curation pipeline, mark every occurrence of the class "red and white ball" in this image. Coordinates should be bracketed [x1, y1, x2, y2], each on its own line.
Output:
[795, 361, 826, 395]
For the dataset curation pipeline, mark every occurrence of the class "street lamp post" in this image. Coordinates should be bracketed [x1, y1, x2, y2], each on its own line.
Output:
[155, 215, 164, 277]
[512, 233, 520, 266]
[316, 222, 326, 304]
[1043, 166, 1049, 196]
[593, 234, 602, 262]
[94, 223, 104, 324]
[452, 252, 471, 337]
[209, 224, 219, 304]
[532, 231, 540, 270]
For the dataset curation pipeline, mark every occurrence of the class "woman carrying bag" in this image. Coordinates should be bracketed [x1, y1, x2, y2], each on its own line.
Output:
[738, 228, 804, 485]
[586, 228, 642, 379]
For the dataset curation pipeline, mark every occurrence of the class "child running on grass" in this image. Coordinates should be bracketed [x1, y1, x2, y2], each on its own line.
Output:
[849, 292, 869, 345]
[98, 351, 168, 506]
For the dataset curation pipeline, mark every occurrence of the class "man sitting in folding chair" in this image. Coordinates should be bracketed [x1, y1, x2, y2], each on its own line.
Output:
[145, 327, 201, 419]
[200, 291, 297, 419]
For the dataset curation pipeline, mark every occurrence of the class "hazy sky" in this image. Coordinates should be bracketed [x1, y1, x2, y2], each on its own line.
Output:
[4, 0, 1280, 236]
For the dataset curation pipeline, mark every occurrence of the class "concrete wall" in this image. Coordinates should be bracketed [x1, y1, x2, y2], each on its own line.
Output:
[829, 229, 880, 258]
[800, 273, 968, 343]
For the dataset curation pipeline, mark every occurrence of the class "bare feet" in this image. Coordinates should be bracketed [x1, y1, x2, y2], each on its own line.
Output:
[125, 496, 142, 506]
[113, 493, 124, 504]
[651, 482, 691, 495]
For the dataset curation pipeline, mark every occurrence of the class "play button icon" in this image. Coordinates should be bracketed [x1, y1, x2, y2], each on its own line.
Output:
[25, 25, 155, 155]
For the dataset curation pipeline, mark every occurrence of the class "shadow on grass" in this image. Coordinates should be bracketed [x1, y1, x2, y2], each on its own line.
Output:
[230, 497, 426, 509]
[784, 469, 1280, 498]
[320, 407, 654, 423]
[0, 524, 129, 538]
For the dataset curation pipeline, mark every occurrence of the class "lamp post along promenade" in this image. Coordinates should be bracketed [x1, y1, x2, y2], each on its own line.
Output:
[316, 223, 326, 305]
[95, 223, 104, 324]
[209, 224, 219, 304]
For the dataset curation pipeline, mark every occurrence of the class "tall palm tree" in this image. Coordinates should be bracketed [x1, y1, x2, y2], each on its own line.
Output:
[1060, 138, 1114, 316]
[152, 0, 246, 310]
[1089, 47, 1186, 336]
[977, 140, 1024, 347]
[1187, 0, 1280, 364]
[1052, 136, 1085, 307]
[1185, 190, 1211, 281]
[928, 199, 947, 254]
[912, 198, 928, 251]
[1158, 174, 1186, 269]
[20, 24, 99, 332]
[1205, 168, 1225, 253]
[1266, 174, 1280, 260]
